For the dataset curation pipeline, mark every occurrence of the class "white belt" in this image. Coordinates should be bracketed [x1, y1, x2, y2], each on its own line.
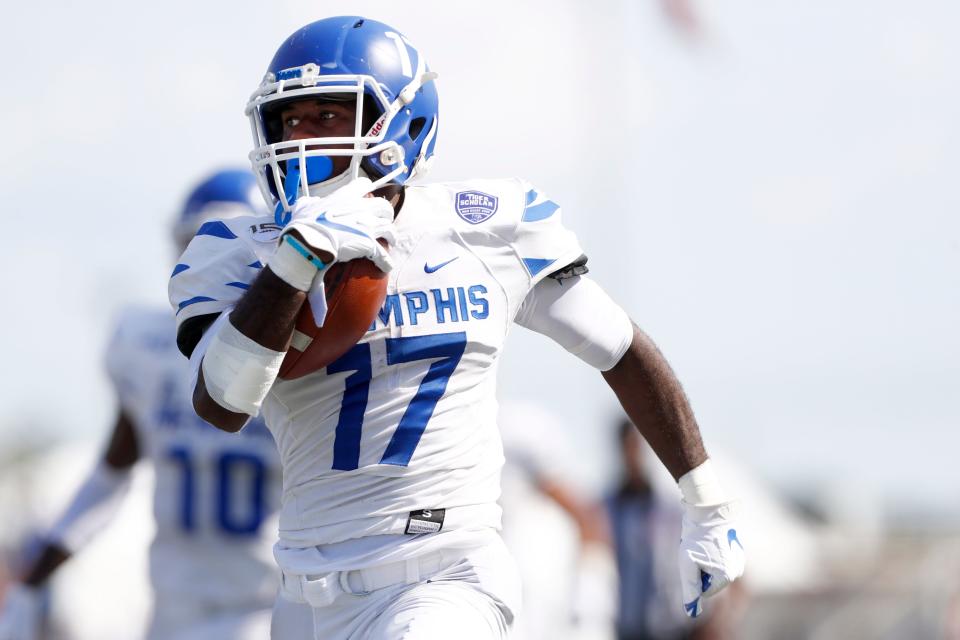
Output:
[281, 551, 447, 608]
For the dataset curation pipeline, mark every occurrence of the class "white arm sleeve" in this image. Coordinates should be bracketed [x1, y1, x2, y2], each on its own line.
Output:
[188, 309, 232, 392]
[46, 462, 131, 553]
[515, 275, 633, 371]
[190, 309, 283, 419]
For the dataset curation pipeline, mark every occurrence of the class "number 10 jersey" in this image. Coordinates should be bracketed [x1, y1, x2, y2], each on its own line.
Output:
[105, 307, 281, 607]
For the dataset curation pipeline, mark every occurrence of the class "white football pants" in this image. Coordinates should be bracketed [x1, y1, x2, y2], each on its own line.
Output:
[271, 536, 521, 639]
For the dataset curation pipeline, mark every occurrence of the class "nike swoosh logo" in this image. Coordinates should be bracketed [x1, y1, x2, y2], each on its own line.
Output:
[315, 213, 369, 238]
[728, 528, 743, 550]
[424, 257, 458, 273]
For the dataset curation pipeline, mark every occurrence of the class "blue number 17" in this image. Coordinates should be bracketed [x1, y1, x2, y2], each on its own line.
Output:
[328, 332, 467, 471]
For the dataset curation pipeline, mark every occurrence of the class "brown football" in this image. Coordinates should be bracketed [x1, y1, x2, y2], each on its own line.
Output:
[278, 258, 387, 380]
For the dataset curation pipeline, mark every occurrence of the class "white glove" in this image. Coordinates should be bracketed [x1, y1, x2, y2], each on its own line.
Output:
[0, 584, 42, 640]
[678, 500, 745, 618]
[283, 178, 395, 273]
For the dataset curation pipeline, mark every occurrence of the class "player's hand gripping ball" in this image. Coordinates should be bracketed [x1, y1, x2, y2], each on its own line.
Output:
[276, 181, 393, 379]
[278, 246, 388, 380]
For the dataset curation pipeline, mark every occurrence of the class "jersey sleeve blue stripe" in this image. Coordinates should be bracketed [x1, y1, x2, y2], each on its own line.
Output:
[522, 200, 560, 222]
[176, 295, 217, 312]
[197, 221, 238, 240]
[522, 257, 557, 276]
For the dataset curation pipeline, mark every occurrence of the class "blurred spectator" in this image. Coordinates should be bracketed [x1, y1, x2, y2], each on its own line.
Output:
[606, 417, 691, 640]
[498, 402, 615, 640]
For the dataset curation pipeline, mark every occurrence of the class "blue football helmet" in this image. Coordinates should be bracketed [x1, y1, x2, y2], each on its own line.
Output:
[245, 16, 440, 221]
[173, 169, 262, 248]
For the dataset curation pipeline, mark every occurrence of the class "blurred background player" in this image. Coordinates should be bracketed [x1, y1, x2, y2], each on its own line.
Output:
[0, 169, 289, 640]
[498, 402, 616, 640]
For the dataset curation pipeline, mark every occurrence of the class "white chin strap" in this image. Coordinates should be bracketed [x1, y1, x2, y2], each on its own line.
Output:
[305, 166, 372, 199]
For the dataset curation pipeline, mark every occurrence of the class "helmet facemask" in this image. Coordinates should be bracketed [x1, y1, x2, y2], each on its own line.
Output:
[245, 64, 437, 225]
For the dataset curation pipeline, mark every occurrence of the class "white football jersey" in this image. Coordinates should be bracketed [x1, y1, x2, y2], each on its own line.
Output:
[170, 179, 583, 568]
[104, 307, 282, 607]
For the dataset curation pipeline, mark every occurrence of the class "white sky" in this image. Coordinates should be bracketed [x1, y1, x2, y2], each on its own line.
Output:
[1, 0, 957, 520]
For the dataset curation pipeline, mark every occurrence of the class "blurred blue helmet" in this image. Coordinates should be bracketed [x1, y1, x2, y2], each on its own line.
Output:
[245, 16, 440, 220]
[173, 169, 262, 247]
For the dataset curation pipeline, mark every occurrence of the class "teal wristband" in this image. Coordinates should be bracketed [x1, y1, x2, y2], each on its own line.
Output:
[283, 235, 328, 270]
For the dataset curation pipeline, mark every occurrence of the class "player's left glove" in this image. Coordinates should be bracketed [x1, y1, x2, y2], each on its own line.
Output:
[267, 178, 396, 327]
[0, 584, 42, 640]
[283, 178, 396, 273]
[676, 460, 745, 618]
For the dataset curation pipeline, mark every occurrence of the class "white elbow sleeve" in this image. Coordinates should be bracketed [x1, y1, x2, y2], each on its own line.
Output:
[47, 463, 131, 553]
[517, 276, 634, 371]
[201, 315, 286, 416]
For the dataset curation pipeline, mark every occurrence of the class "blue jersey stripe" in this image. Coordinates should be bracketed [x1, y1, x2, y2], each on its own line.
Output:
[226, 282, 250, 290]
[177, 295, 217, 312]
[171, 263, 190, 277]
[522, 200, 559, 222]
[316, 212, 369, 238]
[522, 257, 556, 276]
[196, 221, 237, 240]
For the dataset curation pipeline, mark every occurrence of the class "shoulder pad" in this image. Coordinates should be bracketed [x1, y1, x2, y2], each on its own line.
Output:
[411, 178, 528, 232]
[168, 214, 271, 334]
[409, 178, 584, 287]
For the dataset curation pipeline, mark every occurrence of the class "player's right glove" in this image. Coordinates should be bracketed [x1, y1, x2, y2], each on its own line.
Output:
[676, 460, 745, 618]
[0, 584, 42, 640]
[282, 178, 395, 273]
[678, 500, 745, 618]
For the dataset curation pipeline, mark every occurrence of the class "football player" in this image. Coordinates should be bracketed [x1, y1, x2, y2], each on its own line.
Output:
[170, 17, 746, 639]
[0, 170, 300, 640]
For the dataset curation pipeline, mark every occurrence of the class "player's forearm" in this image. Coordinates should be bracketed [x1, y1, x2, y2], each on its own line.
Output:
[602, 324, 707, 481]
[230, 266, 307, 350]
[103, 411, 140, 469]
[194, 370, 249, 432]
[194, 267, 305, 431]
[42, 460, 132, 556]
